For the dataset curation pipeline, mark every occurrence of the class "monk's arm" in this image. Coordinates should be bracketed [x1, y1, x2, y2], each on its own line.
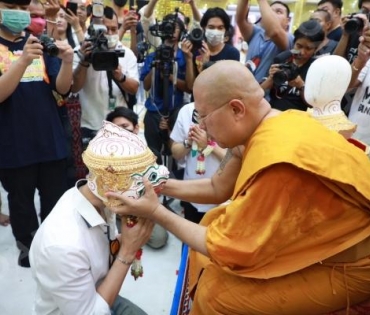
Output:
[161, 146, 243, 204]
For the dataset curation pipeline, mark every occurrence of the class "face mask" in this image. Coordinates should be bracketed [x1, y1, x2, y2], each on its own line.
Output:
[0, 9, 31, 35]
[205, 29, 224, 47]
[27, 17, 46, 36]
[106, 34, 119, 49]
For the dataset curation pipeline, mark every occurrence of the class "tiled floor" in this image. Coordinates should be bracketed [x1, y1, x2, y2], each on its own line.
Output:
[0, 103, 183, 315]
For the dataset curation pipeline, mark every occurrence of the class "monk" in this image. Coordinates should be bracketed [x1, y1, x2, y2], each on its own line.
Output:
[107, 60, 370, 315]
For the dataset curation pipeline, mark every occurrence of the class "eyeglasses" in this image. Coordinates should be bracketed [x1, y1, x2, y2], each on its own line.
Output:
[196, 101, 229, 125]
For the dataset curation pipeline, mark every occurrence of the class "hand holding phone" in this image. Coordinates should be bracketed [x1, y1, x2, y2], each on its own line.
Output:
[66, 2, 78, 15]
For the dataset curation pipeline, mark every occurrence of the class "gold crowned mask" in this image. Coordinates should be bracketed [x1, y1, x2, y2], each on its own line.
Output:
[82, 121, 169, 208]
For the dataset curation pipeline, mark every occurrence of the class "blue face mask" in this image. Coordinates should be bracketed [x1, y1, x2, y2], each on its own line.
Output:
[0, 9, 31, 35]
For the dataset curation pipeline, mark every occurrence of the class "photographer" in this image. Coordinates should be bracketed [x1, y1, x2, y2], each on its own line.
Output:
[0, 0, 73, 267]
[71, 7, 139, 150]
[262, 20, 325, 112]
[141, 13, 191, 164]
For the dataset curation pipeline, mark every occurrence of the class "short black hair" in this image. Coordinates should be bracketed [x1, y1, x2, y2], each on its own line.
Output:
[317, 0, 343, 11]
[358, 0, 370, 9]
[106, 107, 139, 126]
[271, 1, 290, 18]
[200, 7, 230, 31]
[312, 9, 332, 23]
[293, 20, 325, 46]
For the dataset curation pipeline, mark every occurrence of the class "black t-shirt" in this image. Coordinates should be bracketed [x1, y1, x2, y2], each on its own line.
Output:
[209, 44, 240, 62]
[270, 57, 313, 112]
[327, 26, 343, 42]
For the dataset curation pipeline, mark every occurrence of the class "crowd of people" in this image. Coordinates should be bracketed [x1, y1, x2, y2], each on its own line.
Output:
[0, 0, 370, 314]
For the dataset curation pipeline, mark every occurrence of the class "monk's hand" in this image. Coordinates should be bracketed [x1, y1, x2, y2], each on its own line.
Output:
[106, 177, 160, 219]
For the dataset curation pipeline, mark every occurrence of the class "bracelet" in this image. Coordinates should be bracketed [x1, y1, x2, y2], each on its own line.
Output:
[116, 255, 133, 266]
[74, 28, 83, 33]
[352, 63, 360, 71]
[46, 19, 57, 24]
[183, 139, 191, 149]
[79, 61, 90, 68]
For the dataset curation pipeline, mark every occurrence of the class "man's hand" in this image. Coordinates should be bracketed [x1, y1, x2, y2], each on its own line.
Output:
[199, 41, 210, 64]
[44, 0, 60, 20]
[113, 65, 124, 81]
[181, 38, 193, 59]
[64, 9, 81, 30]
[55, 40, 74, 63]
[189, 125, 208, 150]
[106, 178, 161, 220]
[122, 11, 138, 33]
[19, 35, 43, 66]
[78, 40, 93, 62]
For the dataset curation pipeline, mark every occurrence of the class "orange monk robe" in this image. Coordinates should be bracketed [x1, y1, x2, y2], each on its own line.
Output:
[188, 110, 370, 315]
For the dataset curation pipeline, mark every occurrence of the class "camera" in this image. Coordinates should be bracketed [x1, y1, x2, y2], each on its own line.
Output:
[39, 34, 59, 57]
[85, 24, 125, 71]
[272, 62, 299, 86]
[149, 14, 178, 41]
[183, 28, 204, 52]
[137, 41, 150, 63]
[345, 14, 364, 34]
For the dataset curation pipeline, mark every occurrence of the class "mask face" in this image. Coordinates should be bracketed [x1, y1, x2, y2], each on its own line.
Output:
[205, 29, 224, 47]
[0, 9, 31, 35]
[106, 34, 119, 49]
[28, 17, 46, 36]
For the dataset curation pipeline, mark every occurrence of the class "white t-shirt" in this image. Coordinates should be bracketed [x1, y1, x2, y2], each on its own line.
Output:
[349, 59, 370, 145]
[73, 42, 139, 131]
[170, 103, 221, 213]
[30, 184, 112, 314]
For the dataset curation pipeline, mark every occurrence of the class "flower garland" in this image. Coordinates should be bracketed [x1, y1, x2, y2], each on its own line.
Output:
[191, 140, 217, 175]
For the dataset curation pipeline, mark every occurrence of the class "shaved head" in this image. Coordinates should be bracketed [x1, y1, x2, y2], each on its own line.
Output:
[194, 60, 264, 110]
[193, 60, 272, 148]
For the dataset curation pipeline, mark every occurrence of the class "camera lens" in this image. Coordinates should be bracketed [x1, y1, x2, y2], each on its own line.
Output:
[45, 44, 59, 57]
[345, 17, 364, 34]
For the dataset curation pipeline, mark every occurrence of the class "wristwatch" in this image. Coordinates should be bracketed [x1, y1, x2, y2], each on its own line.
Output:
[183, 139, 191, 149]
[118, 74, 126, 83]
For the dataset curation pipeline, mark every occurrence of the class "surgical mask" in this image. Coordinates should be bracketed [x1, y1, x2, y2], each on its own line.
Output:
[0, 9, 31, 35]
[27, 17, 46, 36]
[106, 34, 119, 49]
[205, 29, 224, 47]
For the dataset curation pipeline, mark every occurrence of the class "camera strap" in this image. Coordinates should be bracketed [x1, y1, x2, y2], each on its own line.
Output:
[107, 70, 131, 108]
[106, 71, 118, 110]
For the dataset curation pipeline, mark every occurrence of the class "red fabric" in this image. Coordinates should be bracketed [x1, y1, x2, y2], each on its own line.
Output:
[65, 95, 87, 180]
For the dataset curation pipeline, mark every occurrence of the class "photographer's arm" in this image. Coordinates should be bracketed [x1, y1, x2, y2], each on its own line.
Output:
[71, 61, 89, 93]
[236, 0, 254, 43]
[144, 0, 159, 19]
[187, 0, 202, 23]
[55, 42, 74, 95]
[0, 37, 42, 103]
[143, 70, 153, 91]
[258, 0, 289, 51]
[162, 146, 243, 204]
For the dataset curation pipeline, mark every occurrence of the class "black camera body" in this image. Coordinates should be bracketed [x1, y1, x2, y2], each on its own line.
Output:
[273, 63, 299, 86]
[345, 14, 365, 34]
[149, 15, 177, 41]
[86, 25, 125, 71]
[39, 34, 59, 57]
[183, 28, 204, 52]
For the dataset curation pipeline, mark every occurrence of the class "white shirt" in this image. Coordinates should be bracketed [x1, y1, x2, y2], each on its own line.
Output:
[170, 103, 220, 213]
[73, 42, 139, 131]
[349, 59, 370, 145]
[29, 183, 111, 315]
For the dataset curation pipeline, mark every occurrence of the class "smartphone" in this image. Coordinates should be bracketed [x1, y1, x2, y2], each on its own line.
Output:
[66, 2, 78, 15]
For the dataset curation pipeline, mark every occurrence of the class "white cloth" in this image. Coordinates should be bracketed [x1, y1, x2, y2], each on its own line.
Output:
[29, 183, 111, 315]
[349, 59, 370, 145]
[170, 103, 220, 213]
[73, 42, 139, 131]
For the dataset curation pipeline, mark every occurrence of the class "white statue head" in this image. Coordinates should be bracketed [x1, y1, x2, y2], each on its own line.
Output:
[304, 55, 356, 138]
